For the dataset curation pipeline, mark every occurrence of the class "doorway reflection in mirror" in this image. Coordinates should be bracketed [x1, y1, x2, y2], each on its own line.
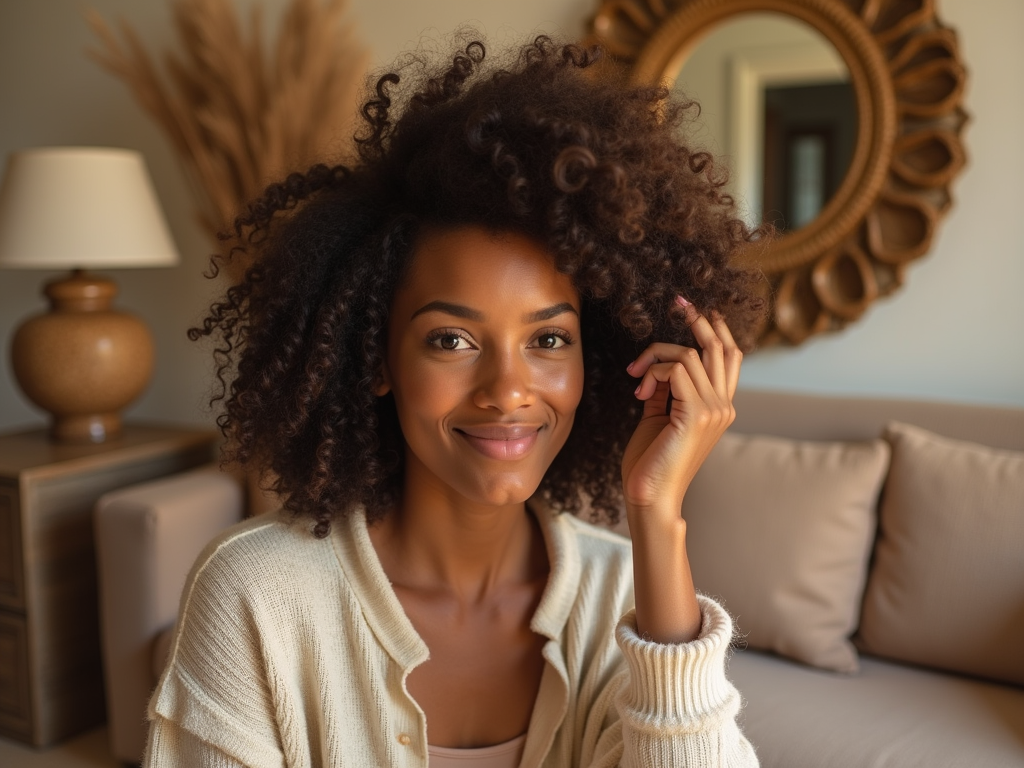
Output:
[762, 81, 857, 231]
[673, 13, 857, 232]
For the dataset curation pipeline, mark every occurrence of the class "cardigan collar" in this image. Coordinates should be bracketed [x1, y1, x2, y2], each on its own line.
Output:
[526, 498, 583, 644]
[330, 498, 583, 671]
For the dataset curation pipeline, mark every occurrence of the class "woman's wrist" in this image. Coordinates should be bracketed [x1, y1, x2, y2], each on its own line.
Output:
[628, 507, 701, 644]
[624, 497, 688, 536]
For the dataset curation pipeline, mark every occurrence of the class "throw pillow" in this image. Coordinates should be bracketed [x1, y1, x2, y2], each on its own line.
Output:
[683, 431, 890, 673]
[856, 422, 1024, 686]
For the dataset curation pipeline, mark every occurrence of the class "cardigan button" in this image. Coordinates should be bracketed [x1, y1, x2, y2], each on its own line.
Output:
[397, 733, 412, 746]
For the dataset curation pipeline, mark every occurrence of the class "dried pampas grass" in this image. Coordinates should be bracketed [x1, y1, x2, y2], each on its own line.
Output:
[88, 0, 368, 279]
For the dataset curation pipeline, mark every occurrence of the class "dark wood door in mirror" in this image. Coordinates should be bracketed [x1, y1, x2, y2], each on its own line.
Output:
[587, 0, 968, 346]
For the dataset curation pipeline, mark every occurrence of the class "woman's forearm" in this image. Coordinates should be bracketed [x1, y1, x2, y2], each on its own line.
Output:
[627, 505, 701, 644]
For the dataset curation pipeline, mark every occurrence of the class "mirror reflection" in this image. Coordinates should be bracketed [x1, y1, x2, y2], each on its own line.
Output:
[672, 13, 856, 232]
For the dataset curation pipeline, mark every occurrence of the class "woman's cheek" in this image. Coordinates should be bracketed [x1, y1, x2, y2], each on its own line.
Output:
[406, 365, 465, 414]
[564, 353, 586, 408]
[539, 353, 585, 415]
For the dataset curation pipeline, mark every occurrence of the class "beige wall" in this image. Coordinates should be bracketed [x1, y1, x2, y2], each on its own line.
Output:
[736, 0, 1024, 405]
[0, 0, 1020, 434]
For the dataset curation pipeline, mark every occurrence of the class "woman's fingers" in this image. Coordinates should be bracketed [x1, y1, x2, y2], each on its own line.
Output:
[630, 346, 717, 411]
[627, 305, 741, 401]
[684, 312, 727, 398]
[635, 358, 734, 432]
[709, 311, 743, 399]
[633, 354, 713, 407]
[628, 342, 702, 379]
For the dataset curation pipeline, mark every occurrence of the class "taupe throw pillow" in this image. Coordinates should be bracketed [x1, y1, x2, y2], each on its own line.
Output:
[683, 432, 890, 673]
[856, 422, 1024, 686]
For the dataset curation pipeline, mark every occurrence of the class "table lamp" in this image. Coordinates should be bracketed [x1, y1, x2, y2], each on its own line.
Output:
[0, 147, 180, 442]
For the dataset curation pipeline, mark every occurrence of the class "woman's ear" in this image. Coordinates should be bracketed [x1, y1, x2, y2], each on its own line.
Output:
[374, 362, 392, 397]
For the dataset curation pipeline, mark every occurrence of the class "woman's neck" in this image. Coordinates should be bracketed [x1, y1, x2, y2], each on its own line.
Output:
[367, 470, 546, 604]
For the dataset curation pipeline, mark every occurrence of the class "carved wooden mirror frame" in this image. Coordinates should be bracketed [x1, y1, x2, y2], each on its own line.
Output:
[588, 0, 968, 345]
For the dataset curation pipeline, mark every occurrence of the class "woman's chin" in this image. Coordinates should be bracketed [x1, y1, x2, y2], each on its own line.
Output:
[459, 472, 545, 510]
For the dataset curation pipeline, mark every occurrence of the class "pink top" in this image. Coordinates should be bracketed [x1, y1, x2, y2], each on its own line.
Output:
[427, 733, 527, 768]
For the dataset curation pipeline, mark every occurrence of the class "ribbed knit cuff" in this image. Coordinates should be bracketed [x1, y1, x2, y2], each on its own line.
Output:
[615, 595, 739, 735]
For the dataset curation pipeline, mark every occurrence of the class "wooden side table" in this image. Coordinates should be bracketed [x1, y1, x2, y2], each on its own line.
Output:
[0, 424, 218, 747]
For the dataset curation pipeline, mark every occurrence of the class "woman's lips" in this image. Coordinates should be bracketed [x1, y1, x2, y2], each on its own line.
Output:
[455, 425, 541, 460]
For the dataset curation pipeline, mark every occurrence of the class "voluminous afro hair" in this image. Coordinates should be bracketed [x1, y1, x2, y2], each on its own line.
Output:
[192, 35, 767, 537]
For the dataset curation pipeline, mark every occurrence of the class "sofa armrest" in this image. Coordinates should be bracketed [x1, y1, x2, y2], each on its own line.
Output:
[94, 465, 244, 765]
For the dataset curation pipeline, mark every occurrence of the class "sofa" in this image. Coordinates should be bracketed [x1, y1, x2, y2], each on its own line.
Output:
[695, 389, 1024, 768]
[93, 388, 1024, 767]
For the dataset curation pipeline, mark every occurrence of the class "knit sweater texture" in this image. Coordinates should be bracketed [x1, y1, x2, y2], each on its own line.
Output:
[144, 503, 758, 768]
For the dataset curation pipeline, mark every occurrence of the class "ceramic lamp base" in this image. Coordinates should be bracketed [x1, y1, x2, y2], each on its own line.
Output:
[10, 270, 154, 443]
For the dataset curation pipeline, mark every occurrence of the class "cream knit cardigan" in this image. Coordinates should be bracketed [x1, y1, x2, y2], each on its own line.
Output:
[144, 503, 758, 768]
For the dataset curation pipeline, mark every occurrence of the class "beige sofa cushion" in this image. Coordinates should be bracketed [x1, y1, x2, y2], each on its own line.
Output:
[683, 431, 890, 673]
[730, 649, 1024, 768]
[857, 422, 1024, 686]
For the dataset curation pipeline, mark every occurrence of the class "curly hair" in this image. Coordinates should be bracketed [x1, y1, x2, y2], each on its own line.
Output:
[190, 35, 767, 537]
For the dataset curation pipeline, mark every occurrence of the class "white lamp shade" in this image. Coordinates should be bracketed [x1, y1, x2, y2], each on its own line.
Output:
[0, 147, 180, 269]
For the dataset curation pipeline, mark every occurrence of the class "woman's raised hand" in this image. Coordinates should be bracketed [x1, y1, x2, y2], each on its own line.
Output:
[621, 299, 742, 520]
[620, 300, 742, 643]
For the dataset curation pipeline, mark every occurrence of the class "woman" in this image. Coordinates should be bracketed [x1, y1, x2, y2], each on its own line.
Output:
[146, 36, 766, 768]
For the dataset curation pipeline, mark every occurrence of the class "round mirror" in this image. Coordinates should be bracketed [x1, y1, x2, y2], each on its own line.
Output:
[672, 13, 856, 234]
[588, 0, 967, 346]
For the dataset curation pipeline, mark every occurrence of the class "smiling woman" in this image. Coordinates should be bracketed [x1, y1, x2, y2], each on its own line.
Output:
[155, 33, 766, 768]
[377, 227, 584, 509]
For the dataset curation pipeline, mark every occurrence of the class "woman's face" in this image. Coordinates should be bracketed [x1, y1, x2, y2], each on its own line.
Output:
[380, 225, 584, 509]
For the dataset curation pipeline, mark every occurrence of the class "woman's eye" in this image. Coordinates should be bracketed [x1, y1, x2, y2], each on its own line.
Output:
[430, 332, 471, 351]
[535, 333, 567, 350]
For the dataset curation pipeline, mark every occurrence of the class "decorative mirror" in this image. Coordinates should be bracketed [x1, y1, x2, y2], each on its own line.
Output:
[588, 0, 968, 345]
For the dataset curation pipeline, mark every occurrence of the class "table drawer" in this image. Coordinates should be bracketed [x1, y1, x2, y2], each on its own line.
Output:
[0, 612, 31, 741]
[0, 484, 24, 611]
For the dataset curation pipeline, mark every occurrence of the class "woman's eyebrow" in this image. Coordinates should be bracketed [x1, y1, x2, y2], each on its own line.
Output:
[410, 300, 578, 323]
[525, 302, 578, 323]
[410, 300, 483, 321]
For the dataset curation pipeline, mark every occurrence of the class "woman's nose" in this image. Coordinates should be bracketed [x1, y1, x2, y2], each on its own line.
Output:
[472, 350, 535, 412]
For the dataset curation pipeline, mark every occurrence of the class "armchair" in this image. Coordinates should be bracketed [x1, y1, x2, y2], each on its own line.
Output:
[94, 466, 244, 765]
